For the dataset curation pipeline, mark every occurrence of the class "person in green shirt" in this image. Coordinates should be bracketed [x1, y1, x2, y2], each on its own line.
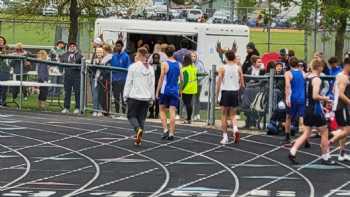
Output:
[181, 54, 198, 124]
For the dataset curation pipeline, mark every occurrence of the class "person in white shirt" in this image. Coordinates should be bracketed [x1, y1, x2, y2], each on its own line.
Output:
[124, 47, 155, 146]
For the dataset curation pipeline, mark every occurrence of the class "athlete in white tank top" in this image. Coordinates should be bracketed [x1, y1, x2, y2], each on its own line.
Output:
[333, 72, 350, 111]
[221, 63, 240, 91]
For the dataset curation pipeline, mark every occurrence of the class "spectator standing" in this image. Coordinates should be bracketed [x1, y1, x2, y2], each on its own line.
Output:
[48, 40, 65, 96]
[247, 55, 265, 77]
[124, 47, 155, 146]
[91, 37, 104, 64]
[174, 40, 191, 64]
[181, 54, 198, 124]
[100, 44, 113, 115]
[242, 42, 260, 74]
[9, 43, 31, 100]
[49, 40, 66, 62]
[61, 42, 83, 114]
[91, 47, 105, 117]
[191, 51, 208, 121]
[149, 53, 161, 118]
[36, 50, 49, 110]
[0, 36, 10, 106]
[111, 40, 131, 114]
[326, 57, 342, 97]
[279, 48, 290, 71]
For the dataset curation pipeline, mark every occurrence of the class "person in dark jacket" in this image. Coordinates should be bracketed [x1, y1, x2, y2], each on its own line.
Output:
[111, 40, 131, 114]
[242, 42, 260, 74]
[36, 50, 49, 110]
[60, 42, 83, 114]
[0, 36, 10, 106]
[149, 53, 161, 118]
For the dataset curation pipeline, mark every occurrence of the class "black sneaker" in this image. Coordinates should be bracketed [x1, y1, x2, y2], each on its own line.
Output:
[167, 135, 174, 141]
[304, 140, 311, 148]
[321, 159, 336, 166]
[162, 131, 169, 140]
[288, 153, 299, 165]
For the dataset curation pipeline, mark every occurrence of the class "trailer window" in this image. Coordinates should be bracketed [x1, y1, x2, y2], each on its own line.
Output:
[126, 33, 198, 55]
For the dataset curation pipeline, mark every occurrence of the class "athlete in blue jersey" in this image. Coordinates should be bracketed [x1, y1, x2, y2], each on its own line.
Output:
[289, 60, 334, 165]
[156, 45, 183, 141]
[284, 57, 307, 145]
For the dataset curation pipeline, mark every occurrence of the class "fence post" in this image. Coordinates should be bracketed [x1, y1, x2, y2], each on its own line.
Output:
[267, 68, 275, 124]
[19, 58, 23, 110]
[109, 70, 113, 115]
[207, 72, 211, 125]
[80, 58, 86, 114]
[209, 64, 217, 126]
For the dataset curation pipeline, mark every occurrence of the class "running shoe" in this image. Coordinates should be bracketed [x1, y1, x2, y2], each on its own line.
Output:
[61, 108, 69, 114]
[167, 135, 174, 141]
[234, 132, 240, 144]
[288, 153, 299, 165]
[321, 159, 336, 165]
[220, 138, 229, 145]
[338, 154, 350, 162]
[73, 109, 80, 114]
[162, 131, 169, 140]
[134, 128, 143, 146]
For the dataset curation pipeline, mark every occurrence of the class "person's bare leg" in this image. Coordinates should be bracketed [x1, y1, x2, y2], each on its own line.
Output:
[220, 107, 229, 144]
[319, 127, 330, 156]
[330, 127, 350, 144]
[169, 106, 177, 137]
[230, 108, 240, 143]
[159, 105, 168, 132]
[290, 126, 311, 156]
[284, 115, 292, 142]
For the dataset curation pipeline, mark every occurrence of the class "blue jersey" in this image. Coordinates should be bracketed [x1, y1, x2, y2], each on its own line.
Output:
[290, 69, 305, 104]
[161, 60, 180, 97]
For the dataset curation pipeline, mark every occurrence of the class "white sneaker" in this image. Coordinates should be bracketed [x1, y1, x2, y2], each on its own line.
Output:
[338, 154, 350, 161]
[92, 112, 97, 117]
[73, 109, 80, 114]
[61, 108, 69, 114]
[97, 112, 103, 117]
[176, 115, 180, 120]
[220, 138, 229, 145]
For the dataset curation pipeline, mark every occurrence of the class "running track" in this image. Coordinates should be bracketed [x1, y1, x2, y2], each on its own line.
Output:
[0, 109, 349, 197]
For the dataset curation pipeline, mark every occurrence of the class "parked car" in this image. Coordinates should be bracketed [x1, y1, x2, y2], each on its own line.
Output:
[207, 10, 238, 24]
[42, 5, 58, 16]
[186, 9, 203, 22]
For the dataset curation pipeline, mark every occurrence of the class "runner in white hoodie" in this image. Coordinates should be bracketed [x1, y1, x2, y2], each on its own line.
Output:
[124, 47, 155, 146]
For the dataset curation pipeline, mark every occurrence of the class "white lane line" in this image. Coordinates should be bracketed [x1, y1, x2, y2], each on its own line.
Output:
[239, 141, 350, 197]
[100, 130, 241, 197]
[0, 129, 108, 193]
[324, 181, 350, 197]
[2, 126, 205, 196]
[0, 140, 31, 190]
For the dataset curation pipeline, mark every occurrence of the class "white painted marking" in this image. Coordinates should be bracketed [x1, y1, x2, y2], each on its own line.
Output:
[247, 190, 270, 196]
[0, 114, 14, 118]
[231, 164, 277, 168]
[97, 158, 149, 163]
[0, 135, 14, 138]
[243, 176, 299, 180]
[325, 181, 350, 197]
[171, 191, 219, 197]
[10, 190, 31, 193]
[2, 193, 21, 197]
[46, 122, 64, 124]
[0, 120, 21, 124]
[335, 190, 350, 196]
[0, 155, 19, 158]
[107, 191, 134, 197]
[165, 161, 214, 165]
[1, 127, 26, 130]
[30, 191, 56, 197]
[28, 182, 77, 186]
[276, 191, 296, 197]
[295, 164, 344, 170]
[32, 157, 82, 161]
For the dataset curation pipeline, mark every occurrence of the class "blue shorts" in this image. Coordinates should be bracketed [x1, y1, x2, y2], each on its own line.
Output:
[287, 102, 305, 119]
[159, 94, 179, 108]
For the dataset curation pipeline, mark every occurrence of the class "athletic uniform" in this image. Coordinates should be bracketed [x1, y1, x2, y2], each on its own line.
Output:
[304, 76, 327, 127]
[288, 68, 305, 119]
[333, 73, 350, 127]
[159, 60, 181, 108]
[219, 63, 240, 108]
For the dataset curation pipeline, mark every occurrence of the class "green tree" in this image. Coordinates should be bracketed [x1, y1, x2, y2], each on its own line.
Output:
[277, 0, 350, 60]
[21, 0, 149, 43]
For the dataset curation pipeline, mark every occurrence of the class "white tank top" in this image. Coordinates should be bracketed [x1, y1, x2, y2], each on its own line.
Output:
[333, 72, 350, 111]
[221, 63, 240, 91]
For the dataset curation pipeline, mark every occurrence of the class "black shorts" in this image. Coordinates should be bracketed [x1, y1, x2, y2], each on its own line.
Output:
[220, 91, 239, 108]
[303, 109, 327, 127]
[335, 108, 350, 127]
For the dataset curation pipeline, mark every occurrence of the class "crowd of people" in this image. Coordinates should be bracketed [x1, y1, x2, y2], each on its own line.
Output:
[0, 34, 349, 162]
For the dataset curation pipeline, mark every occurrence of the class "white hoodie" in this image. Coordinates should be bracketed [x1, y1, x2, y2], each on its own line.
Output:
[123, 61, 155, 101]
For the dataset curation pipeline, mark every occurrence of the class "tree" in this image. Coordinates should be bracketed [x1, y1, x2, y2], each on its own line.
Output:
[277, 0, 350, 60]
[22, 0, 150, 43]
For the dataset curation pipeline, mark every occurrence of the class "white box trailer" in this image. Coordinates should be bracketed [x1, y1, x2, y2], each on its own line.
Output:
[94, 18, 249, 102]
[95, 18, 250, 69]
